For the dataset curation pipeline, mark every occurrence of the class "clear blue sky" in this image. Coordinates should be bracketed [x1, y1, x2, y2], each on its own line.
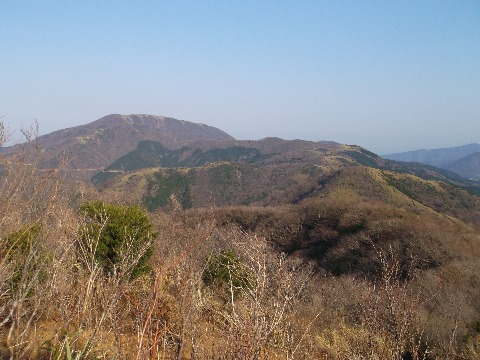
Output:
[2, 1, 479, 153]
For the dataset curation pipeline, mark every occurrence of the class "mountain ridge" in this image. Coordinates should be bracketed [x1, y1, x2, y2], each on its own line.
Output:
[382, 143, 480, 166]
[444, 152, 480, 180]
[383, 143, 480, 180]
[6, 113, 480, 200]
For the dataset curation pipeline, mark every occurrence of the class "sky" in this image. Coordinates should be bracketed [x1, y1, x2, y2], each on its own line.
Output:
[1, 1, 479, 154]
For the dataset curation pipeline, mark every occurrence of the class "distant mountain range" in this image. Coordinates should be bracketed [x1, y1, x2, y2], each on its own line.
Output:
[383, 143, 480, 180]
[5, 113, 480, 214]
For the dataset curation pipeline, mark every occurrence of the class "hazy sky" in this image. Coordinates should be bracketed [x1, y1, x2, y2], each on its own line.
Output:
[2, 1, 479, 154]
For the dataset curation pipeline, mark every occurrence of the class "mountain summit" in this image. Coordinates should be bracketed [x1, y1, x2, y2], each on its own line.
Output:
[17, 114, 235, 179]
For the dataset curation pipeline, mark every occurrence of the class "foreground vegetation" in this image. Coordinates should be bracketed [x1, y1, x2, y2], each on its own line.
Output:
[1, 124, 480, 359]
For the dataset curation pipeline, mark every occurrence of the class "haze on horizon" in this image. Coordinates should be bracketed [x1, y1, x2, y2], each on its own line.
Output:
[1, 1, 479, 154]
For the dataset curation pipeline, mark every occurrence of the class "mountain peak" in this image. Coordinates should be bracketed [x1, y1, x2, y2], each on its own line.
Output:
[91, 114, 233, 140]
[14, 114, 235, 179]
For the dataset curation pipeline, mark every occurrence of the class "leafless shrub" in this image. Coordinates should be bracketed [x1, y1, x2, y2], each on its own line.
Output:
[363, 245, 429, 359]
[0, 121, 134, 358]
[0, 122, 73, 357]
[195, 229, 317, 359]
[315, 244, 431, 360]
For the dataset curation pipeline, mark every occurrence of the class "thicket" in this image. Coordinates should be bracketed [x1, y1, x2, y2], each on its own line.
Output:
[203, 249, 256, 293]
[80, 201, 156, 278]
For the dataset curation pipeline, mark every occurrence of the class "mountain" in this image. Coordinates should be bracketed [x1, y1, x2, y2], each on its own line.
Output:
[91, 137, 342, 184]
[94, 136, 477, 184]
[383, 143, 480, 181]
[93, 137, 480, 220]
[442, 152, 480, 180]
[383, 143, 480, 167]
[8, 113, 480, 209]
[8, 114, 234, 179]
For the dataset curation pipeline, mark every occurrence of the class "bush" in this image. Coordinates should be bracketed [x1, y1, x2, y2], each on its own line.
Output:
[2, 224, 53, 308]
[3, 224, 41, 258]
[203, 249, 255, 292]
[80, 201, 157, 278]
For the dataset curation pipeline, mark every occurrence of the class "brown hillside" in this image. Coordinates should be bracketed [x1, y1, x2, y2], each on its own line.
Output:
[98, 151, 480, 230]
[8, 114, 234, 179]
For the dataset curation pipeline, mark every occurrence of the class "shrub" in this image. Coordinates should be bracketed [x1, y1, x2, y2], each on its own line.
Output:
[3, 224, 43, 287]
[3, 224, 41, 258]
[472, 319, 480, 334]
[80, 201, 157, 278]
[203, 249, 255, 292]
